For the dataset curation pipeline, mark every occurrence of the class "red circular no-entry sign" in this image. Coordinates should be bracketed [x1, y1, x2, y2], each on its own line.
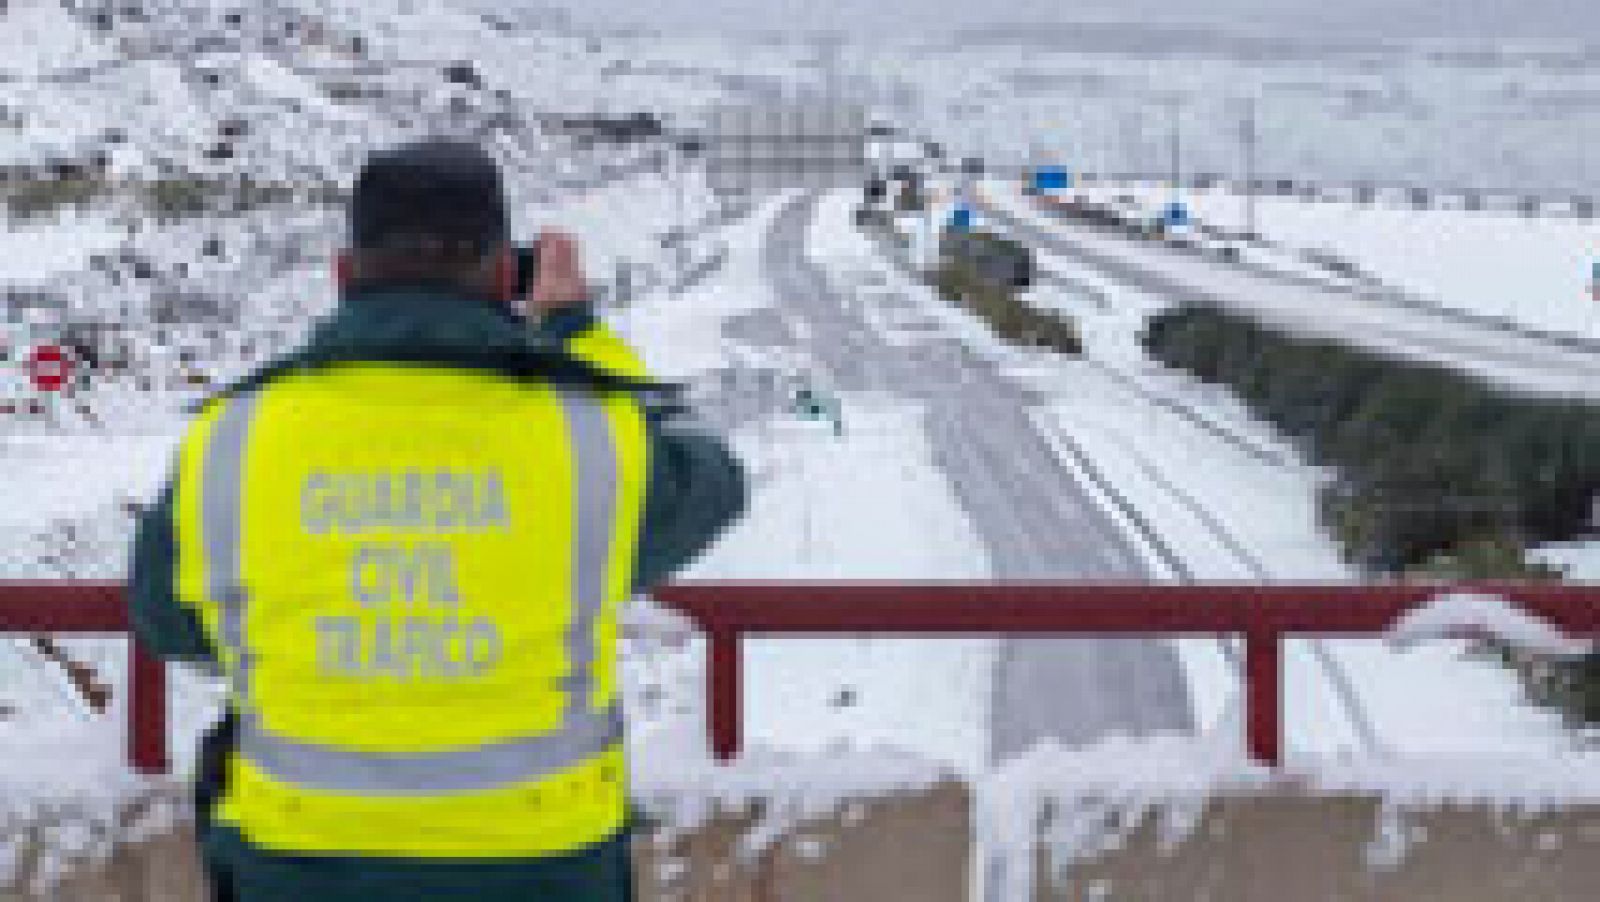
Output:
[26, 344, 74, 393]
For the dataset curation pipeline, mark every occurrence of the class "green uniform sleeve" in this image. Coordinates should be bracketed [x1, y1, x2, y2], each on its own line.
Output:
[536, 304, 744, 587]
[529, 304, 600, 344]
[632, 413, 748, 592]
[127, 476, 217, 663]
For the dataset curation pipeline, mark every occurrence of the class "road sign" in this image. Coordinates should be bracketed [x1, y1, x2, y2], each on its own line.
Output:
[1164, 201, 1190, 229]
[26, 344, 73, 393]
[949, 206, 974, 232]
[1032, 167, 1071, 192]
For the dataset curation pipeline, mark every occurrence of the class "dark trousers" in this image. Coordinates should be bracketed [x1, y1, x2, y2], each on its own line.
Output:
[194, 707, 241, 902]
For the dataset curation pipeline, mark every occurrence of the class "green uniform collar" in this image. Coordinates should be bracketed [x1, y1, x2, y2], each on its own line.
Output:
[191, 285, 663, 414]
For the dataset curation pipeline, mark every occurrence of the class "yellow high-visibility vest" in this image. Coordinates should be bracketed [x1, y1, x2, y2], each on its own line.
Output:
[172, 362, 649, 858]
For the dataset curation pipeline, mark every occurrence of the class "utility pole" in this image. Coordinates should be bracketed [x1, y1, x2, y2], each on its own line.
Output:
[1167, 95, 1182, 200]
[1118, 106, 1140, 181]
[1242, 95, 1259, 240]
[674, 144, 686, 289]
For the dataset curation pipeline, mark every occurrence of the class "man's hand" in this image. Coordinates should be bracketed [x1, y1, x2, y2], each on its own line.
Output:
[522, 229, 590, 316]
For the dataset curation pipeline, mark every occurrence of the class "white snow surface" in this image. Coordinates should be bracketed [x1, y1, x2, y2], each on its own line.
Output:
[1064, 178, 1600, 339]
[976, 715, 1268, 902]
[0, 213, 123, 284]
[1387, 592, 1595, 658]
[0, 0, 114, 79]
[974, 718, 1600, 901]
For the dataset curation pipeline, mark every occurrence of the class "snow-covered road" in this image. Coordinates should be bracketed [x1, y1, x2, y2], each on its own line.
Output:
[982, 186, 1600, 402]
[763, 192, 1196, 762]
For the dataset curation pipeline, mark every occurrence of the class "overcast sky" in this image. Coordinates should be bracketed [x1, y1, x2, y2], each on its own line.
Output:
[547, 0, 1598, 41]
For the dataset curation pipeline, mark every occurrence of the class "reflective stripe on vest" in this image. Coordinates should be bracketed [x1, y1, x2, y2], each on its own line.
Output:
[198, 385, 624, 796]
[239, 702, 623, 795]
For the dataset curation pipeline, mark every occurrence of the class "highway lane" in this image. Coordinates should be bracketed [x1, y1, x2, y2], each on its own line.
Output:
[757, 192, 1195, 760]
[982, 191, 1600, 402]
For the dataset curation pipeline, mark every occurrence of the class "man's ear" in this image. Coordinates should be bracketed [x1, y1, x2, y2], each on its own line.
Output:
[491, 245, 517, 306]
[334, 250, 354, 290]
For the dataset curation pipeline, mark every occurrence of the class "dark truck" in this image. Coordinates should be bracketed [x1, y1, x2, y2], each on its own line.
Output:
[938, 229, 1034, 292]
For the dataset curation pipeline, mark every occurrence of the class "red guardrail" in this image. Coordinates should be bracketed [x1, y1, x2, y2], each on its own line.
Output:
[0, 582, 166, 774]
[2, 581, 1597, 774]
[651, 582, 1600, 765]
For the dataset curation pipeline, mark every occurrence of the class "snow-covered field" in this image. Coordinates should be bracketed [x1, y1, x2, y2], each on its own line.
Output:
[1056, 178, 1600, 339]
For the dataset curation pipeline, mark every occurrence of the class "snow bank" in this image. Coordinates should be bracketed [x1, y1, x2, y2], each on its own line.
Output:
[976, 716, 1268, 902]
[0, 0, 114, 79]
[634, 738, 954, 861]
[1388, 592, 1595, 658]
[1303, 751, 1600, 812]
[977, 720, 1600, 898]
[0, 693, 186, 895]
[0, 214, 123, 283]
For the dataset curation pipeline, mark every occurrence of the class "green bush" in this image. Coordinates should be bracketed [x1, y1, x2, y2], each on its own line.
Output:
[1409, 537, 1565, 581]
[937, 255, 1081, 355]
[5, 174, 331, 221]
[1142, 304, 1600, 573]
[1544, 652, 1600, 726]
[5, 176, 105, 217]
[894, 181, 925, 212]
[144, 178, 217, 217]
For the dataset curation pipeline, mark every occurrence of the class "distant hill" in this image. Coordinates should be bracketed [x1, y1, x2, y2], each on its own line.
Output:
[948, 20, 1390, 59]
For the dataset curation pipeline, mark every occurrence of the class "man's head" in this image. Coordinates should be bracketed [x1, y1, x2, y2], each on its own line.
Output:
[338, 139, 516, 301]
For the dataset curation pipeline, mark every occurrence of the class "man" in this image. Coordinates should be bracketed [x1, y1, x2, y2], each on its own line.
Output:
[128, 139, 747, 901]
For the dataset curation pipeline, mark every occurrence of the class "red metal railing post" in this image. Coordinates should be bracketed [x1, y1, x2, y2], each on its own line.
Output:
[708, 628, 743, 762]
[129, 640, 169, 775]
[1245, 630, 1282, 767]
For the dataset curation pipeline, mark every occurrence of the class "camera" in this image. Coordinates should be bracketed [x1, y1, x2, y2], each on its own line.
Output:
[511, 241, 540, 299]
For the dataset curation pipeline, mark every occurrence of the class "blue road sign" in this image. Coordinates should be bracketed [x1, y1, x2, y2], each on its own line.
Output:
[1033, 167, 1071, 191]
[949, 206, 974, 232]
[1164, 201, 1190, 228]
